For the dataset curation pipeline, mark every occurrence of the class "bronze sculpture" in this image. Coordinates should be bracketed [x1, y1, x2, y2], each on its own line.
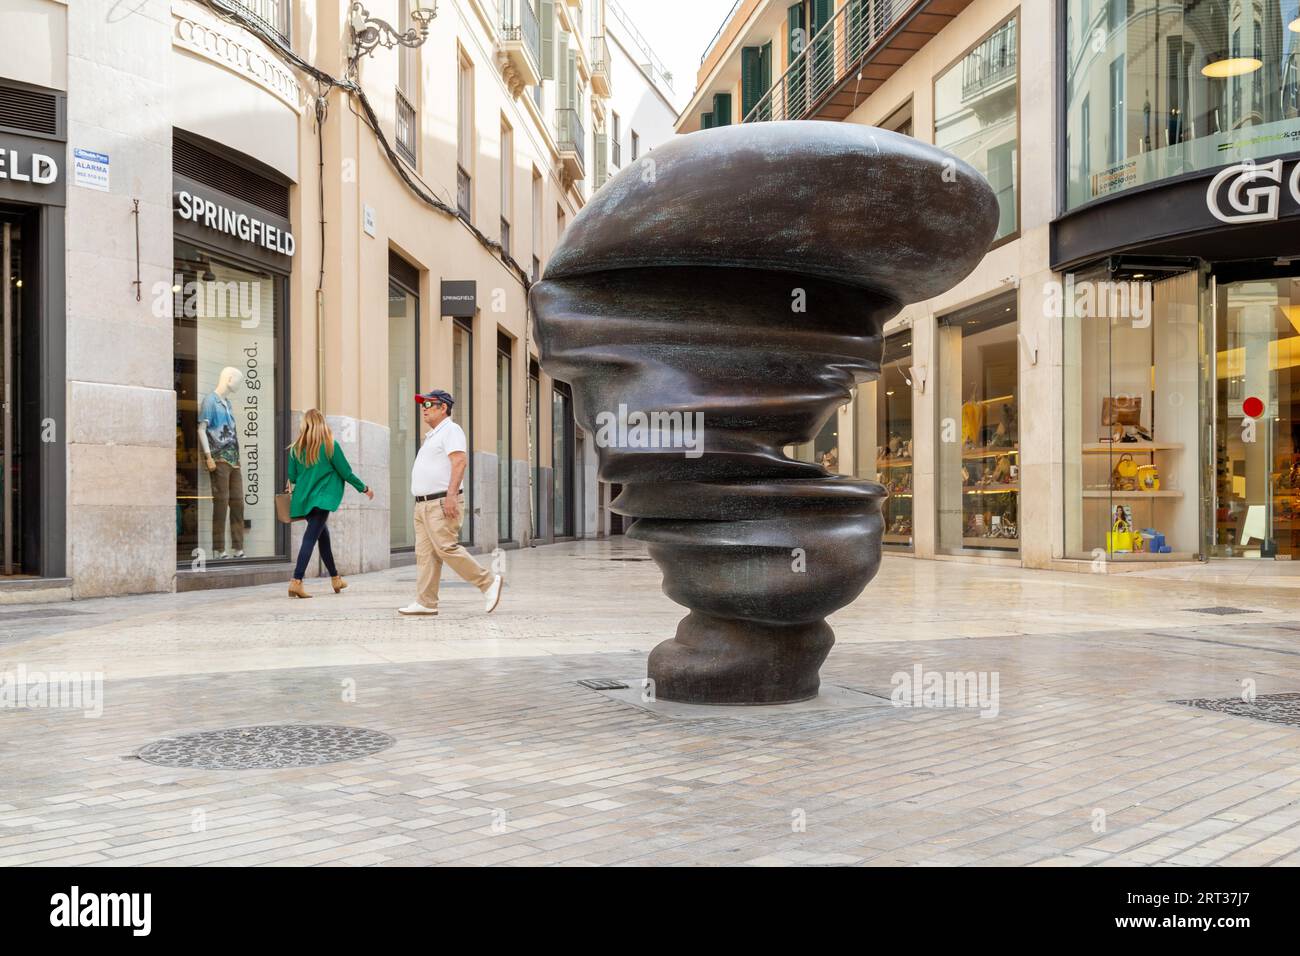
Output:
[531, 122, 999, 704]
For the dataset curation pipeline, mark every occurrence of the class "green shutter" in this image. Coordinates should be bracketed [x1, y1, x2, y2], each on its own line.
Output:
[567, 49, 577, 109]
[741, 46, 760, 119]
[811, 0, 832, 99]
[787, 3, 807, 117]
[787, 3, 805, 58]
[557, 31, 569, 108]
[541, 1, 555, 80]
[595, 131, 608, 186]
[761, 40, 772, 110]
[712, 93, 731, 126]
[701, 112, 715, 129]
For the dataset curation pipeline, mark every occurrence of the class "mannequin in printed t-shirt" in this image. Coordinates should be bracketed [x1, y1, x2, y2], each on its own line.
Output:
[198, 366, 245, 559]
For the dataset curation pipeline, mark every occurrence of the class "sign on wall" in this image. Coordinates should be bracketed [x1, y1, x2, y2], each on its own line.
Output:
[72, 148, 110, 192]
[441, 280, 477, 317]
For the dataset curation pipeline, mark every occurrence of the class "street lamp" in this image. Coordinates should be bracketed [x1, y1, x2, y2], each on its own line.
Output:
[348, 2, 437, 64]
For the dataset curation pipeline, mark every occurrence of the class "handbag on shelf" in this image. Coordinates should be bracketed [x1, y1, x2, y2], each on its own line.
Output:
[1106, 517, 1135, 553]
[1137, 464, 1160, 492]
[1102, 395, 1141, 428]
[1111, 453, 1139, 491]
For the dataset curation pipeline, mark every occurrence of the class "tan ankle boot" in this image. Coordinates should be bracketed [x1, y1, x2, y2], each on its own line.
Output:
[331, 576, 347, 593]
[288, 579, 312, 599]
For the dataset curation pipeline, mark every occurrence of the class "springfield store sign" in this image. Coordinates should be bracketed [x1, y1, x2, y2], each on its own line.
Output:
[0, 145, 59, 184]
[175, 189, 295, 256]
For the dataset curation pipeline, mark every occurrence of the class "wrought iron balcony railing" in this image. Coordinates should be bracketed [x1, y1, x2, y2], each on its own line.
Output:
[744, 0, 913, 123]
[555, 107, 585, 168]
[501, 0, 542, 74]
[961, 18, 1017, 100]
[229, 0, 291, 47]
[590, 34, 612, 87]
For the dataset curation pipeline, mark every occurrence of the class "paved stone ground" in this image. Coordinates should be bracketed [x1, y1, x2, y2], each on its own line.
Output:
[3, 540, 1300, 866]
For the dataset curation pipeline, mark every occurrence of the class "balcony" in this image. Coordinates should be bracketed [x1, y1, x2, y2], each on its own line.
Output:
[499, 0, 542, 93]
[961, 19, 1017, 101]
[743, 0, 973, 124]
[230, 0, 291, 47]
[555, 107, 585, 181]
[590, 35, 612, 97]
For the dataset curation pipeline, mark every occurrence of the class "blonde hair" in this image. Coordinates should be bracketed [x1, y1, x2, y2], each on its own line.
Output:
[291, 408, 334, 467]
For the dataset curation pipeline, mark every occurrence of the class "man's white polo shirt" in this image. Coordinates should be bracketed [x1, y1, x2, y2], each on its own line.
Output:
[411, 417, 468, 496]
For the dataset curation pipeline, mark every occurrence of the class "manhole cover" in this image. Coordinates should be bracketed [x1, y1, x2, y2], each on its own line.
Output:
[136, 724, 394, 770]
[1173, 693, 1300, 728]
[1184, 606, 1260, 615]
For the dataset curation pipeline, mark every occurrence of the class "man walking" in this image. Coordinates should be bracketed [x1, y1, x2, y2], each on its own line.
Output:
[398, 389, 504, 616]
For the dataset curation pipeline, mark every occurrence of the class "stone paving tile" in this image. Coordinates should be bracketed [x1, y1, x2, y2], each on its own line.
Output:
[4, 542, 1300, 865]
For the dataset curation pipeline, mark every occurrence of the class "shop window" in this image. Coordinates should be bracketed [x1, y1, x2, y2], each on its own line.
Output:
[388, 260, 419, 550]
[935, 15, 1018, 243]
[862, 330, 915, 550]
[552, 383, 574, 537]
[1064, 0, 1300, 211]
[529, 362, 541, 538]
[452, 317, 474, 545]
[1212, 273, 1300, 558]
[936, 294, 1020, 554]
[173, 240, 282, 565]
[498, 332, 513, 542]
[1063, 267, 1203, 562]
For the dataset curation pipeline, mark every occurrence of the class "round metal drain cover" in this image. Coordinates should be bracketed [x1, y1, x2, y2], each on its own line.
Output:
[137, 724, 394, 770]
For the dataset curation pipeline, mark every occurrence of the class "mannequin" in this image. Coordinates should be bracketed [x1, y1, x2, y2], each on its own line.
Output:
[198, 366, 244, 558]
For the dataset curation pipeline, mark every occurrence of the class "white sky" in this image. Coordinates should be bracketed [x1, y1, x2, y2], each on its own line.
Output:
[611, 0, 740, 112]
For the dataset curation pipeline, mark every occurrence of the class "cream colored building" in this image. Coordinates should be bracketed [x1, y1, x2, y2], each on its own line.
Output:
[0, 0, 677, 601]
[684, 0, 1300, 577]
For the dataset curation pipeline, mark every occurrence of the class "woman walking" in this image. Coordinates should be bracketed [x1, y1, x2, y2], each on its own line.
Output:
[286, 409, 373, 598]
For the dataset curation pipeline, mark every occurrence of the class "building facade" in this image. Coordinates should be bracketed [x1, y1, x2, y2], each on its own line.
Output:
[0, 0, 676, 601]
[684, 0, 1300, 575]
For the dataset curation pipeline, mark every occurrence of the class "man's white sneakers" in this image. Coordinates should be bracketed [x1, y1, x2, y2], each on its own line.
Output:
[484, 575, 504, 614]
[397, 603, 438, 616]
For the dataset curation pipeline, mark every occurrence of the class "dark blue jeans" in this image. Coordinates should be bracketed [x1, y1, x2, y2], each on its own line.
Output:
[293, 508, 337, 580]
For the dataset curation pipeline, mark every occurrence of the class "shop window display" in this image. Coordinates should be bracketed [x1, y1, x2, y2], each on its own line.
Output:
[937, 295, 1020, 553]
[388, 277, 419, 550]
[174, 240, 281, 564]
[859, 330, 915, 550]
[1212, 273, 1300, 558]
[1063, 267, 1203, 561]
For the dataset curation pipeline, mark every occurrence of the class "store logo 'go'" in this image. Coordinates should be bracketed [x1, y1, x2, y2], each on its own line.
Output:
[1205, 158, 1300, 225]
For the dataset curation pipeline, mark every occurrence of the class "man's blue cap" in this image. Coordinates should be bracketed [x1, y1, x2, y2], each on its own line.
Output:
[415, 389, 455, 409]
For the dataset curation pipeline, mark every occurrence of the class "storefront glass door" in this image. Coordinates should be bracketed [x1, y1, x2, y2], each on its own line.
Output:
[1, 219, 20, 575]
[1213, 274, 1300, 558]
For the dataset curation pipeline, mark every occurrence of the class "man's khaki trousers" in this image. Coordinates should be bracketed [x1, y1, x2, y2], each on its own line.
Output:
[414, 496, 492, 609]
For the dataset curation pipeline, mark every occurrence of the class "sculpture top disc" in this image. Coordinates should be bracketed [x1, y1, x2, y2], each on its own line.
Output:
[543, 121, 1000, 306]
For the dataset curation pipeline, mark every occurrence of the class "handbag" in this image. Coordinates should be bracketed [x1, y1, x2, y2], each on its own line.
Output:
[1102, 395, 1141, 428]
[1106, 517, 1135, 553]
[1137, 464, 1160, 492]
[275, 484, 299, 524]
[1111, 453, 1139, 491]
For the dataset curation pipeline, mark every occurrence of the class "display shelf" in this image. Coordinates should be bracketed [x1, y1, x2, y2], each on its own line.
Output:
[1082, 489, 1183, 499]
[876, 458, 913, 468]
[962, 446, 1018, 460]
[882, 533, 912, 545]
[962, 536, 1019, 548]
[962, 483, 1019, 494]
[1081, 442, 1184, 453]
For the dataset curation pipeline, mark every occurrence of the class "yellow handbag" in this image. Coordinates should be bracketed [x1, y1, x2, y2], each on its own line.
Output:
[1137, 464, 1160, 491]
[1111, 453, 1138, 491]
[961, 400, 984, 446]
[1106, 517, 1135, 553]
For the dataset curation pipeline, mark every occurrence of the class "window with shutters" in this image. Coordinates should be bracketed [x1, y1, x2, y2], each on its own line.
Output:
[611, 112, 621, 166]
[531, 166, 543, 276]
[810, 0, 834, 101]
[457, 51, 474, 220]
[786, 3, 807, 118]
[541, 1, 556, 80]
[741, 44, 772, 121]
[594, 131, 608, 188]
[501, 117, 513, 258]
[712, 93, 731, 127]
[702, 112, 715, 129]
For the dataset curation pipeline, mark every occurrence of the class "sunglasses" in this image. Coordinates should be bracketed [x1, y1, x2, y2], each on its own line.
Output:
[421, 400, 445, 410]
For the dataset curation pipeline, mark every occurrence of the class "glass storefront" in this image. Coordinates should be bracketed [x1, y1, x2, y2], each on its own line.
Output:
[552, 383, 574, 537]
[174, 239, 282, 564]
[1064, 0, 1300, 211]
[1212, 271, 1300, 557]
[862, 330, 915, 551]
[388, 272, 419, 550]
[1063, 266, 1205, 561]
[937, 293, 1020, 554]
[452, 317, 473, 544]
[497, 334, 512, 542]
[529, 363, 540, 539]
[935, 14, 1019, 243]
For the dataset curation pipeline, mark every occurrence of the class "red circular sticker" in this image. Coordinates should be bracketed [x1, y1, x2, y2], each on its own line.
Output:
[1243, 396, 1265, 419]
